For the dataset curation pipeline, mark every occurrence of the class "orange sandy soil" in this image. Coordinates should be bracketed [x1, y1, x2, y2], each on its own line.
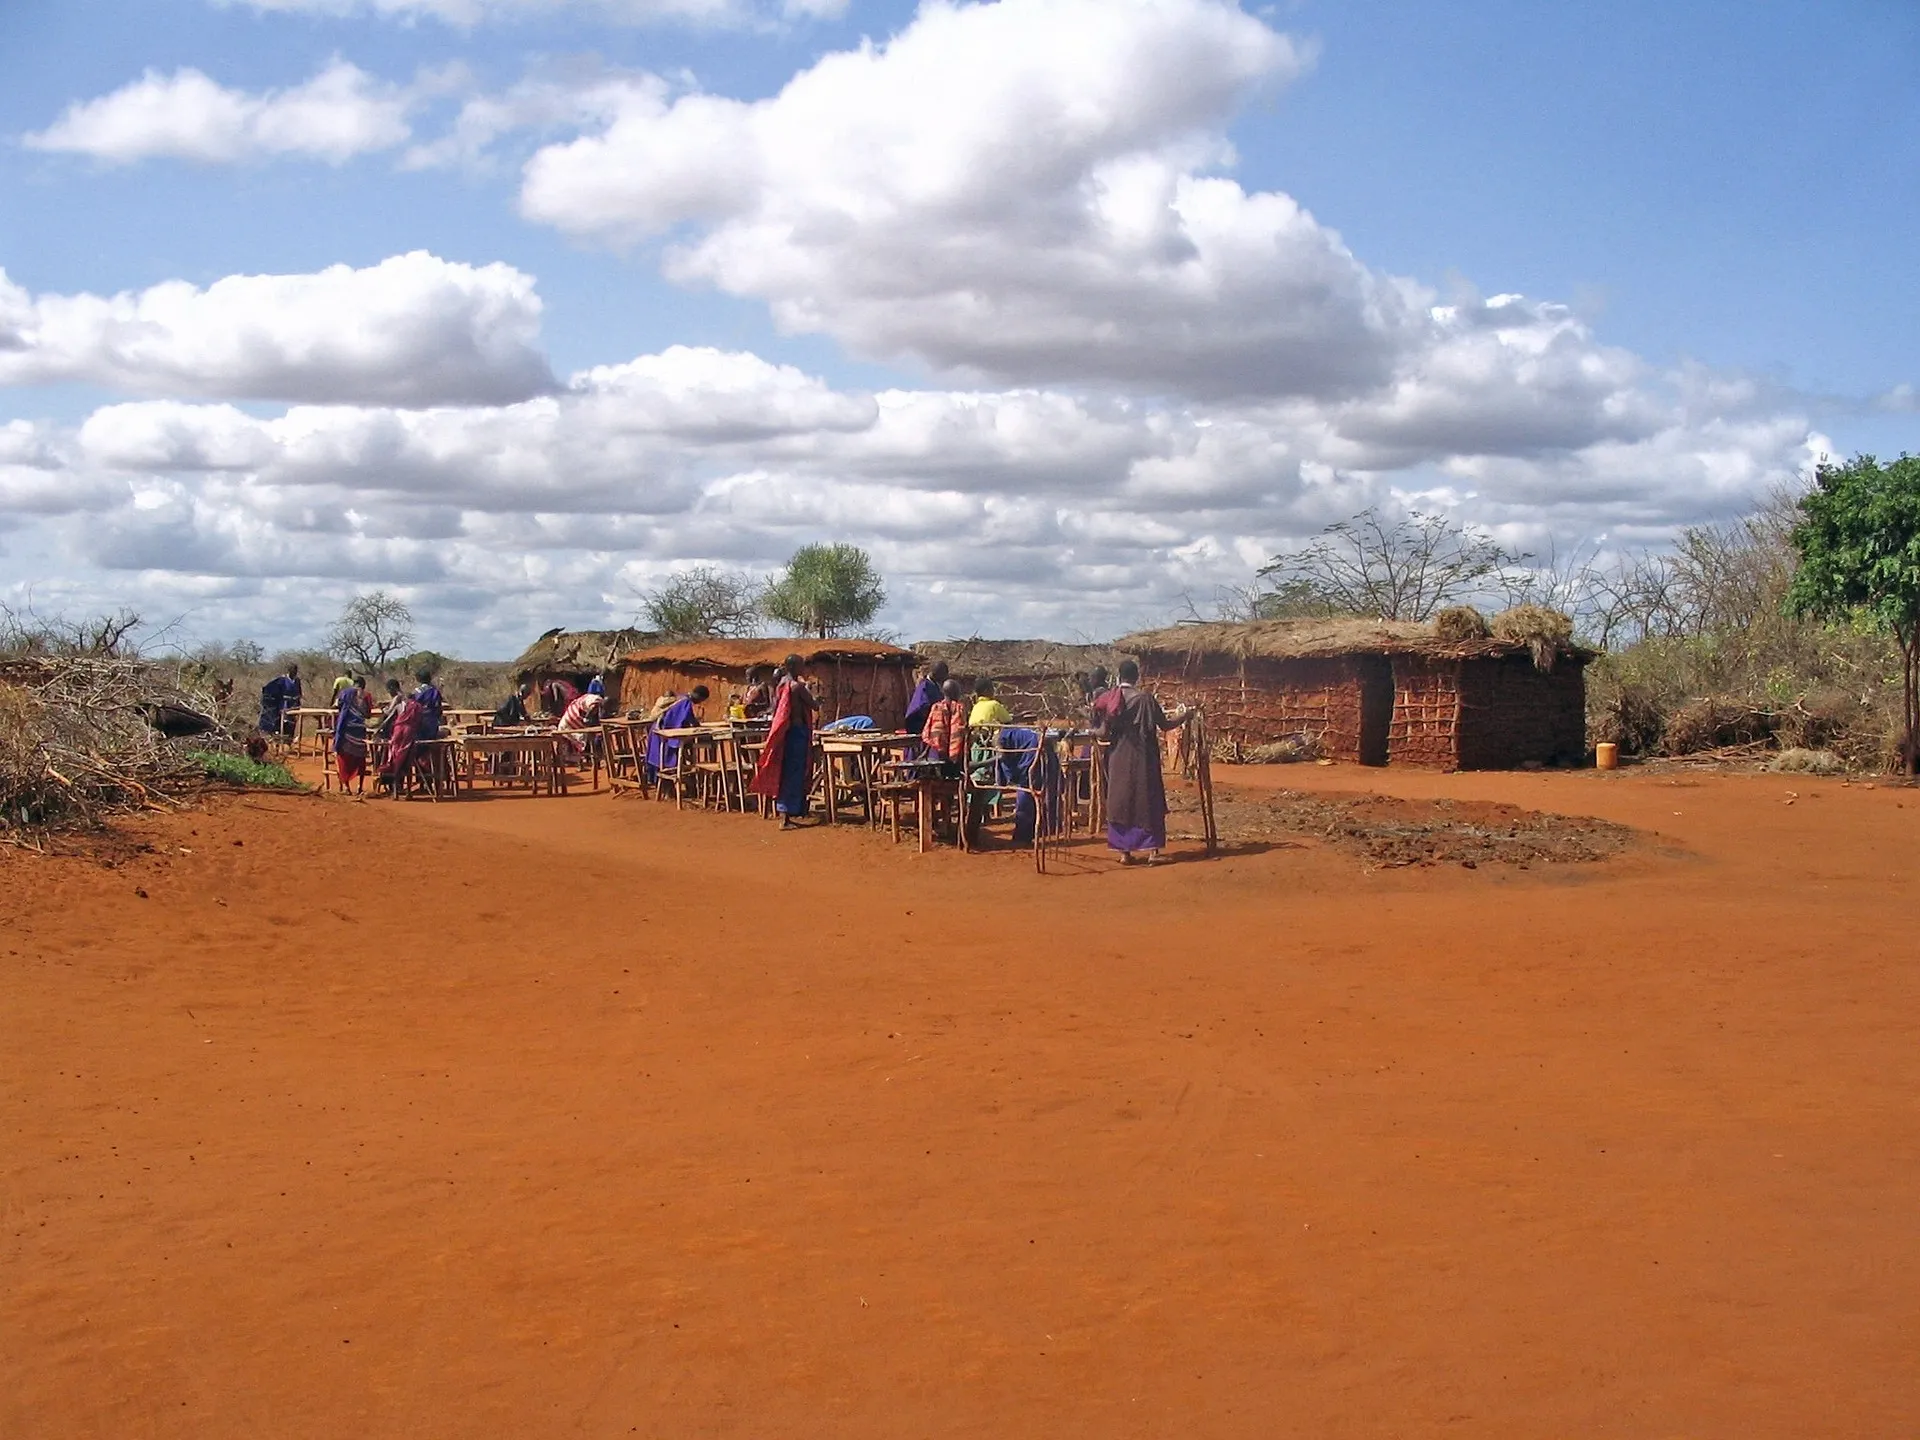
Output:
[4, 763, 1917, 1438]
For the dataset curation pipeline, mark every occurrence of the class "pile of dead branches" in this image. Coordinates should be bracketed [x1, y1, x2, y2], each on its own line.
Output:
[0, 655, 227, 843]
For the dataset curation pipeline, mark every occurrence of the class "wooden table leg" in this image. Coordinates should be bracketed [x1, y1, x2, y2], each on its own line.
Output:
[917, 783, 932, 853]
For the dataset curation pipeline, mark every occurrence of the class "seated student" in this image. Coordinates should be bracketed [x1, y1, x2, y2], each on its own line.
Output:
[493, 681, 533, 727]
[968, 678, 1011, 728]
[737, 666, 773, 719]
[644, 685, 709, 777]
[919, 679, 968, 776]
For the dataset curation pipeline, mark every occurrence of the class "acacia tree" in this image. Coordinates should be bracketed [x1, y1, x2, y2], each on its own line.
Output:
[762, 544, 886, 638]
[328, 591, 415, 674]
[1256, 510, 1526, 622]
[1787, 453, 1920, 773]
[641, 566, 762, 639]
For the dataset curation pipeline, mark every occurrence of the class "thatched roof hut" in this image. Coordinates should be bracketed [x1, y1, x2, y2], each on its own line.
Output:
[610, 638, 919, 729]
[912, 638, 1130, 718]
[1119, 616, 1593, 770]
[511, 628, 656, 691]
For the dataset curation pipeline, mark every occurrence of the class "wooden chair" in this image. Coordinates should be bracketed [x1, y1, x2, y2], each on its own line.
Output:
[603, 718, 649, 795]
[652, 727, 700, 808]
[731, 720, 771, 815]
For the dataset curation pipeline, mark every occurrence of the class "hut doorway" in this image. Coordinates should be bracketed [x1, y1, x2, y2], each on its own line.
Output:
[1356, 656, 1393, 766]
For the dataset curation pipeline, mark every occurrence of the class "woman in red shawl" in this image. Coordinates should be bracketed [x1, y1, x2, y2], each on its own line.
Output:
[748, 655, 818, 829]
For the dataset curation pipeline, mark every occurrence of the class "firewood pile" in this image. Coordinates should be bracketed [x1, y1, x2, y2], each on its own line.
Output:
[0, 656, 225, 844]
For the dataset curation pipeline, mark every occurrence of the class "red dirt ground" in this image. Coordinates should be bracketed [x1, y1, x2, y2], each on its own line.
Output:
[4, 764, 1917, 1437]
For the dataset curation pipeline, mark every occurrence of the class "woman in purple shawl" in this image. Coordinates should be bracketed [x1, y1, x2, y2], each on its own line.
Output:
[644, 686, 709, 776]
[1093, 660, 1189, 865]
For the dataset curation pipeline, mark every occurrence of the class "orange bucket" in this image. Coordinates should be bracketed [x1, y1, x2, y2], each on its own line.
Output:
[1595, 742, 1619, 771]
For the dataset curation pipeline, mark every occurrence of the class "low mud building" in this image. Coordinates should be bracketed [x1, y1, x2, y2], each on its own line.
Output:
[611, 639, 920, 729]
[1117, 619, 1591, 770]
[512, 628, 656, 696]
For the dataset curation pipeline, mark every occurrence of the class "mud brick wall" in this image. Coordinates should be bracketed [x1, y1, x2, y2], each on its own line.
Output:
[1388, 656, 1464, 768]
[618, 660, 913, 730]
[1139, 654, 1372, 761]
[1454, 654, 1588, 769]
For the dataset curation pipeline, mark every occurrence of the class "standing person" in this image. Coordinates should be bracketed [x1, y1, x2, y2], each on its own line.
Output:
[258, 662, 302, 741]
[332, 677, 370, 795]
[1093, 660, 1189, 866]
[377, 687, 425, 794]
[541, 676, 579, 719]
[918, 678, 968, 776]
[749, 655, 818, 829]
[410, 666, 444, 741]
[557, 689, 605, 757]
[903, 660, 950, 738]
[587, 672, 606, 698]
[330, 668, 354, 706]
[377, 678, 405, 736]
[644, 686, 709, 778]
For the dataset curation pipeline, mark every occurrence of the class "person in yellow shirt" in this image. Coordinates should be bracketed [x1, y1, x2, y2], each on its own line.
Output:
[967, 678, 1010, 728]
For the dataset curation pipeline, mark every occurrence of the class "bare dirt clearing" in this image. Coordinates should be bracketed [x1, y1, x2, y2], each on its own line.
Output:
[4, 765, 1917, 1437]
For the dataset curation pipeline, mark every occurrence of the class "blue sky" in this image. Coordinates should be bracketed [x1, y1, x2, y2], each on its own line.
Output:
[2, 0, 1915, 656]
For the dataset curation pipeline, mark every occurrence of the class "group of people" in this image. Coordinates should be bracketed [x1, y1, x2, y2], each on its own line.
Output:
[263, 647, 1189, 854]
[323, 668, 444, 795]
[899, 658, 1190, 864]
[248, 660, 442, 796]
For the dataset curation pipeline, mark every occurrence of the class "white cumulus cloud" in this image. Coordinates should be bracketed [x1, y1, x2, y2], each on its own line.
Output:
[0, 253, 555, 406]
[212, 0, 843, 26]
[26, 60, 412, 165]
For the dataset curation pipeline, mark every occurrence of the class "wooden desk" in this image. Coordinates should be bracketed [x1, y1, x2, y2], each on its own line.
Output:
[285, 707, 336, 756]
[456, 731, 562, 796]
[819, 731, 915, 825]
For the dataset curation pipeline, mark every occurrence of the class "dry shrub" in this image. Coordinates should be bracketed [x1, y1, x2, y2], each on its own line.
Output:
[1589, 683, 1666, 754]
[1491, 604, 1574, 670]
[1241, 734, 1323, 764]
[1769, 747, 1844, 775]
[1433, 605, 1490, 642]
[0, 656, 225, 839]
[1662, 695, 1776, 754]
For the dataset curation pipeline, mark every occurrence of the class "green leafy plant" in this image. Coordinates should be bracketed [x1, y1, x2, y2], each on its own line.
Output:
[1786, 454, 1920, 773]
[189, 750, 304, 790]
[762, 544, 886, 638]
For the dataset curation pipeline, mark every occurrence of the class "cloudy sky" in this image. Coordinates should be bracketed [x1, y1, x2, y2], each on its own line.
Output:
[2, 0, 1916, 656]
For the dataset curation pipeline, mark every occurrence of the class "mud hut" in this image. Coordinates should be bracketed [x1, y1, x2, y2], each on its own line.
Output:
[611, 639, 919, 729]
[912, 638, 1130, 718]
[511, 628, 655, 694]
[1117, 618, 1592, 770]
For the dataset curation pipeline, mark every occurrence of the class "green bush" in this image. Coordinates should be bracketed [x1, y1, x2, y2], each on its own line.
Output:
[189, 750, 304, 790]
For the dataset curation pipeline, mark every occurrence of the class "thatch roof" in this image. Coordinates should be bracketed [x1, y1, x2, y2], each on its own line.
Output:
[1118, 617, 1592, 664]
[513, 627, 657, 675]
[913, 638, 1129, 678]
[620, 637, 916, 670]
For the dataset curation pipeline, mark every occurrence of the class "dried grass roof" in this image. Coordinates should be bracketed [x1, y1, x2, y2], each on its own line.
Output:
[912, 638, 1129, 677]
[1118, 617, 1592, 663]
[513, 627, 657, 674]
[621, 637, 917, 669]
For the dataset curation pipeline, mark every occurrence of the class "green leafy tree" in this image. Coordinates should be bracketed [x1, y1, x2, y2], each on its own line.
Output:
[762, 544, 886, 638]
[1786, 454, 1920, 773]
